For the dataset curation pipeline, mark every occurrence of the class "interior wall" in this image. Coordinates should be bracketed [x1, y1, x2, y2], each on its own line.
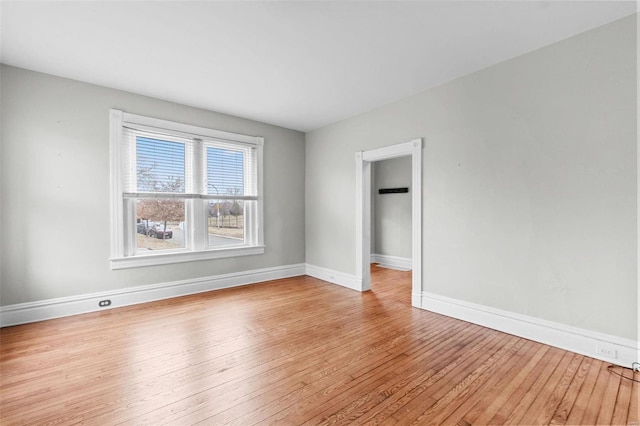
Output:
[0, 65, 306, 305]
[305, 15, 637, 340]
[373, 157, 412, 259]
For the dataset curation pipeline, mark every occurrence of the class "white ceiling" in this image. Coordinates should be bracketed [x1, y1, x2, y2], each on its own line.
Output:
[1, 1, 636, 132]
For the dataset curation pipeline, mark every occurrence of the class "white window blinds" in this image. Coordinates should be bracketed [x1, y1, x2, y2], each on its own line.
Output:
[205, 142, 258, 199]
[121, 125, 258, 201]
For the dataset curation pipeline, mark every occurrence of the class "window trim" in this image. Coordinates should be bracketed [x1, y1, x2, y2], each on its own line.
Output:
[109, 109, 264, 269]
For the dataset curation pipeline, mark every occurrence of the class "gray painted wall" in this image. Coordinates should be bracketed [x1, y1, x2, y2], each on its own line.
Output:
[0, 65, 306, 305]
[372, 157, 412, 258]
[306, 15, 637, 340]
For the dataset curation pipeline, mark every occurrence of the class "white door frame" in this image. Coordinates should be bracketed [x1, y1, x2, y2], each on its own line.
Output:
[355, 138, 423, 307]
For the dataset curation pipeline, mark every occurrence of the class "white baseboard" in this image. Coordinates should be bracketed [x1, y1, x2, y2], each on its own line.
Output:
[420, 291, 639, 369]
[0, 263, 306, 327]
[6, 264, 635, 369]
[371, 254, 412, 271]
[305, 264, 362, 291]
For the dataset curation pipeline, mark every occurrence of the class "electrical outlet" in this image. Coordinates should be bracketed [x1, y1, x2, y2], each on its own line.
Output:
[595, 345, 617, 359]
[98, 299, 112, 307]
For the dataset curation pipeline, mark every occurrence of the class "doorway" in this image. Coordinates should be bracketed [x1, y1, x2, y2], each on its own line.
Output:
[355, 139, 422, 307]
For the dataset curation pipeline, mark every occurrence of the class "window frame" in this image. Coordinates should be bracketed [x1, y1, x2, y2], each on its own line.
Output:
[109, 109, 264, 270]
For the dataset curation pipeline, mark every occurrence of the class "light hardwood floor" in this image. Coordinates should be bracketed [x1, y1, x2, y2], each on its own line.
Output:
[1, 266, 638, 425]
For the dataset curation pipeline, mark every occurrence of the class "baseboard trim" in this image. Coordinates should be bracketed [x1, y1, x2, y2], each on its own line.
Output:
[371, 254, 412, 271]
[420, 291, 639, 368]
[305, 264, 362, 291]
[0, 263, 307, 327]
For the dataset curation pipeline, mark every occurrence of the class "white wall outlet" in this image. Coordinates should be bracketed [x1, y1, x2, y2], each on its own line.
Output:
[595, 345, 618, 359]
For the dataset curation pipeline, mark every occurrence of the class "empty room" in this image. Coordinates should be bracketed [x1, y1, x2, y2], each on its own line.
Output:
[1, 1, 638, 425]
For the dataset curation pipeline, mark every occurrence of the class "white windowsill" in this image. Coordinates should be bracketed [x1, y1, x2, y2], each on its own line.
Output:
[110, 245, 266, 270]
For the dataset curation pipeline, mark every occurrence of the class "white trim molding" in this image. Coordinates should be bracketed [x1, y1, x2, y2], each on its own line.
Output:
[109, 109, 265, 270]
[356, 138, 422, 305]
[305, 264, 362, 291]
[419, 291, 639, 369]
[0, 264, 306, 327]
[371, 254, 412, 271]
[110, 245, 266, 269]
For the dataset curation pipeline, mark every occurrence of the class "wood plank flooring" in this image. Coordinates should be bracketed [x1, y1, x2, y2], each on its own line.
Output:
[1, 266, 638, 425]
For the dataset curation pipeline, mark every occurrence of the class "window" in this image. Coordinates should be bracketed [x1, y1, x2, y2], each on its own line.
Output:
[109, 109, 264, 269]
